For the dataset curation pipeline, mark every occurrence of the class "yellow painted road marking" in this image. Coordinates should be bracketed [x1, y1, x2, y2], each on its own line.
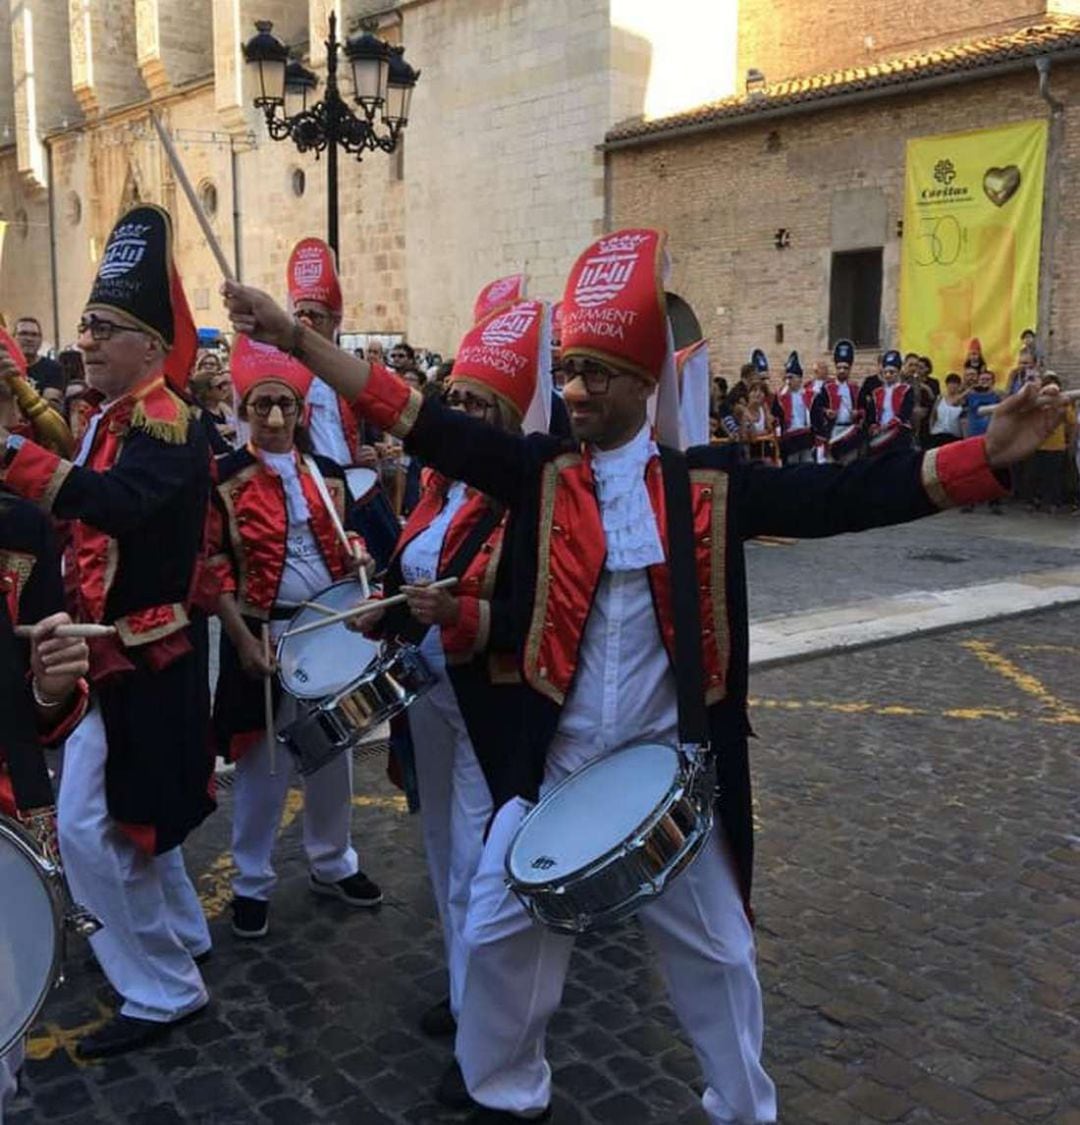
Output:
[1016, 643, 1080, 656]
[25, 999, 114, 1063]
[749, 697, 1080, 726]
[959, 640, 1080, 722]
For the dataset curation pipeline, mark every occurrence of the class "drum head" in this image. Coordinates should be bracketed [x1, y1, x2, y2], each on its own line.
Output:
[508, 744, 680, 885]
[345, 467, 378, 503]
[276, 579, 382, 699]
[0, 822, 59, 1055]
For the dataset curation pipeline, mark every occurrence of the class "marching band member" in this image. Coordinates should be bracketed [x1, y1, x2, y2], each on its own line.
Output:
[223, 227, 1058, 1124]
[772, 351, 815, 464]
[867, 349, 914, 455]
[286, 238, 401, 569]
[1, 493, 89, 1116]
[0, 206, 215, 1058]
[210, 337, 380, 940]
[811, 344, 864, 464]
[370, 300, 547, 1041]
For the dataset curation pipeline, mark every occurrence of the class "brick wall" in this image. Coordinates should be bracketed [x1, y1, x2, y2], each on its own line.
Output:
[609, 66, 1080, 383]
[738, 0, 1045, 86]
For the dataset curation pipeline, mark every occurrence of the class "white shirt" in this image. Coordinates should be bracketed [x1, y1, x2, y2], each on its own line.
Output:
[931, 398, 964, 437]
[833, 382, 856, 425]
[306, 377, 352, 466]
[879, 382, 899, 426]
[400, 480, 470, 670]
[788, 390, 810, 430]
[272, 521, 334, 642]
[555, 424, 678, 758]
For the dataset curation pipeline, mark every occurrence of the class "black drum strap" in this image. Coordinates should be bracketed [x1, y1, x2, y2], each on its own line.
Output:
[658, 446, 709, 750]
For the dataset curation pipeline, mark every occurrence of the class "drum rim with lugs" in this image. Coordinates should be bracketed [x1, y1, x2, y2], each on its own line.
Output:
[505, 742, 713, 934]
[0, 816, 64, 1056]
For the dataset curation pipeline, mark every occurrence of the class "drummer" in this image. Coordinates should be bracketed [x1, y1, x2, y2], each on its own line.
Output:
[209, 337, 381, 940]
[2, 207, 214, 1060]
[1, 492, 89, 1116]
[286, 238, 401, 569]
[866, 349, 914, 455]
[811, 339, 864, 464]
[365, 300, 546, 1045]
[223, 229, 1059, 1124]
[772, 351, 815, 464]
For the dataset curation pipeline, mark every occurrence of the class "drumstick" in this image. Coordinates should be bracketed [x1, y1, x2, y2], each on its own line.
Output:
[303, 455, 362, 571]
[976, 388, 1080, 416]
[261, 623, 276, 776]
[300, 600, 337, 616]
[281, 578, 459, 640]
[14, 623, 117, 639]
[150, 111, 235, 283]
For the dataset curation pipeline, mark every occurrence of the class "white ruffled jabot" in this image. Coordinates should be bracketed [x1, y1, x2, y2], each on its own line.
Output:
[591, 424, 665, 572]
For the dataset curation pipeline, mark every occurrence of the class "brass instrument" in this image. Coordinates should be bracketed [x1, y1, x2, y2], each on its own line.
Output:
[4, 372, 74, 458]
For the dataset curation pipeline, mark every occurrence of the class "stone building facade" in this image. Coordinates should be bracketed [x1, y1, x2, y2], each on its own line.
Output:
[607, 6, 1080, 380]
[0, 0, 735, 354]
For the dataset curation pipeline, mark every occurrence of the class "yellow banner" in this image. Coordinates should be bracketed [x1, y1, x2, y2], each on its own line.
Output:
[899, 120, 1047, 386]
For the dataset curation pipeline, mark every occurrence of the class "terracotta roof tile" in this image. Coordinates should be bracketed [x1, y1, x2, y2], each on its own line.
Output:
[605, 18, 1080, 146]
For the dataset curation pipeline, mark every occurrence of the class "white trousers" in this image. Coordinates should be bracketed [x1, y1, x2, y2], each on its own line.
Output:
[57, 708, 209, 1022]
[231, 695, 359, 901]
[0, 1041, 23, 1123]
[407, 675, 492, 1018]
[456, 739, 777, 1124]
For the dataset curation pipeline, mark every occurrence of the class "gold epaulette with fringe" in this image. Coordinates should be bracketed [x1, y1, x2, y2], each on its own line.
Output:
[130, 379, 191, 445]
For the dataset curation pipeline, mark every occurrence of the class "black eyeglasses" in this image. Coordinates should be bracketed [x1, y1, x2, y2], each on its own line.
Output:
[76, 315, 145, 342]
[249, 396, 299, 418]
[560, 357, 629, 396]
[443, 388, 495, 417]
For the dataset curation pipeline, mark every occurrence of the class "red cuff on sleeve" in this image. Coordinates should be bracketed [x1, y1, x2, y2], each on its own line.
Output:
[3, 440, 73, 511]
[350, 363, 423, 439]
[441, 595, 480, 656]
[921, 437, 1008, 509]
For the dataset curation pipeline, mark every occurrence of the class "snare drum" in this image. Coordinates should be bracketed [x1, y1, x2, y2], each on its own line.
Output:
[283, 643, 436, 775]
[277, 579, 382, 701]
[868, 424, 906, 455]
[827, 423, 863, 461]
[505, 744, 714, 934]
[0, 817, 64, 1056]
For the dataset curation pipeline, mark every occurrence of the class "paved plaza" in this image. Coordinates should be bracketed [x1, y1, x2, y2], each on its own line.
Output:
[7, 511, 1080, 1124]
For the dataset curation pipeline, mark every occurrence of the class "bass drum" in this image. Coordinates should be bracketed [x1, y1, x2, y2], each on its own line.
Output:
[0, 817, 63, 1056]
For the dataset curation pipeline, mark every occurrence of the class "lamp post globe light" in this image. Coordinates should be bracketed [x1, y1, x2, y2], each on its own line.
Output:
[243, 11, 420, 257]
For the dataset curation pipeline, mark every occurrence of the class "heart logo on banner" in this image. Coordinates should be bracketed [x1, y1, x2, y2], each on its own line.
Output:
[983, 165, 1021, 207]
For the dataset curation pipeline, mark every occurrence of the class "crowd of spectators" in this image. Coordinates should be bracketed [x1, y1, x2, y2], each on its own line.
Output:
[707, 332, 1078, 515]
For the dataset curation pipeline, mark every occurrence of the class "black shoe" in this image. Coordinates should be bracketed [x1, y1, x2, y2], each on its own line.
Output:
[75, 1007, 205, 1060]
[435, 1060, 476, 1111]
[310, 870, 383, 907]
[231, 896, 269, 939]
[420, 996, 457, 1038]
[468, 1107, 552, 1123]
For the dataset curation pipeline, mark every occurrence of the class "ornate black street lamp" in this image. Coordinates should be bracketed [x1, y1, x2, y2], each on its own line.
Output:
[244, 11, 419, 257]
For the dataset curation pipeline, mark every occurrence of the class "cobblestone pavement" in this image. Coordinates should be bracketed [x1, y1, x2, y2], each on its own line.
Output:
[7, 608, 1080, 1124]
